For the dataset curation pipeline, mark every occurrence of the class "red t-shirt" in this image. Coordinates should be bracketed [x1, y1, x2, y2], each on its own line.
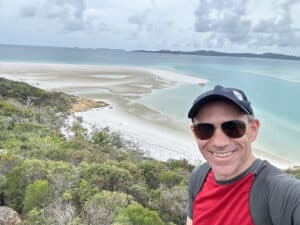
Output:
[192, 171, 255, 225]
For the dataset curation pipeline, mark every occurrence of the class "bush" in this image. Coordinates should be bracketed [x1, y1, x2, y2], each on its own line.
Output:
[127, 183, 150, 206]
[159, 170, 183, 188]
[82, 191, 134, 225]
[166, 159, 195, 172]
[286, 168, 300, 179]
[113, 204, 164, 225]
[0, 101, 19, 116]
[24, 208, 47, 225]
[92, 129, 111, 145]
[150, 186, 188, 225]
[24, 180, 50, 212]
[139, 161, 165, 189]
[80, 163, 133, 192]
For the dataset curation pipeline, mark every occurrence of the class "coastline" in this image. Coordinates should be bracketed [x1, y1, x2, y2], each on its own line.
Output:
[0, 61, 296, 169]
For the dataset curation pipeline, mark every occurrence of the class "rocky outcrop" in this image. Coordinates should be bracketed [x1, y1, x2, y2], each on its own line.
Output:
[70, 97, 109, 113]
[0, 207, 21, 225]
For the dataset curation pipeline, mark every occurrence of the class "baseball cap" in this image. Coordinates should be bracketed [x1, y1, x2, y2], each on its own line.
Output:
[188, 85, 254, 119]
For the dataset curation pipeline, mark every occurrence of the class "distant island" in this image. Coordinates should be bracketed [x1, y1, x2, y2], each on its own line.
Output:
[133, 50, 300, 61]
[1, 43, 300, 61]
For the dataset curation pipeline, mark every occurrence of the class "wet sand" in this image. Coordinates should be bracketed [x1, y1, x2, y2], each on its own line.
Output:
[0, 62, 295, 168]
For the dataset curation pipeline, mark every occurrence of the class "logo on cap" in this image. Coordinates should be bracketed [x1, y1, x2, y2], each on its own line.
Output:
[233, 90, 244, 101]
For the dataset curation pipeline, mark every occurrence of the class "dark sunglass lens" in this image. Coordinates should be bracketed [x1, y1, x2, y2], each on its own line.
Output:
[222, 120, 246, 138]
[194, 123, 215, 140]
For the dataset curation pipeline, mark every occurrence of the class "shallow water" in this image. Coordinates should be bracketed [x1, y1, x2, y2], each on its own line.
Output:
[1, 45, 299, 164]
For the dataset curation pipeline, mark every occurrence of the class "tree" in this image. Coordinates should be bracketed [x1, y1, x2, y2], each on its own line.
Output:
[113, 204, 164, 225]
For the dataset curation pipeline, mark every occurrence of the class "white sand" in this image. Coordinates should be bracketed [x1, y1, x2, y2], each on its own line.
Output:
[75, 104, 203, 165]
[0, 62, 207, 90]
[0, 62, 295, 169]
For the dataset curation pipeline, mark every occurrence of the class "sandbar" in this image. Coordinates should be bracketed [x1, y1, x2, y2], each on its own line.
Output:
[0, 62, 295, 168]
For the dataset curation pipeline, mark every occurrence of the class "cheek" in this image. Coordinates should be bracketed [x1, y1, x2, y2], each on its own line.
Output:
[196, 139, 207, 149]
[246, 129, 257, 143]
[196, 140, 212, 156]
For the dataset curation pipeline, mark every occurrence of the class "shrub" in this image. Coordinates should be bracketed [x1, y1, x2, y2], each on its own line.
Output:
[82, 191, 134, 225]
[24, 208, 47, 225]
[139, 161, 165, 189]
[286, 168, 300, 179]
[80, 163, 133, 192]
[24, 180, 50, 212]
[92, 129, 111, 145]
[127, 183, 150, 206]
[166, 158, 195, 172]
[151, 186, 188, 225]
[159, 170, 183, 188]
[113, 204, 164, 225]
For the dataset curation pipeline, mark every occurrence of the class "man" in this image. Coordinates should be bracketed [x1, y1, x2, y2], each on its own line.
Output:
[186, 85, 300, 225]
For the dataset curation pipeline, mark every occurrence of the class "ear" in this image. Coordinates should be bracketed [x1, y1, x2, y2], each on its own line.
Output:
[248, 118, 260, 142]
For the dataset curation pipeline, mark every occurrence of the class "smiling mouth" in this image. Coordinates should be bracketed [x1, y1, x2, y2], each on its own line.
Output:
[210, 150, 236, 158]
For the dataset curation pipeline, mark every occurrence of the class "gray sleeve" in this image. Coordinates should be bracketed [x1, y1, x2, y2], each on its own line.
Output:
[186, 163, 210, 219]
[187, 167, 199, 219]
[294, 204, 300, 225]
[268, 174, 300, 225]
[187, 175, 194, 219]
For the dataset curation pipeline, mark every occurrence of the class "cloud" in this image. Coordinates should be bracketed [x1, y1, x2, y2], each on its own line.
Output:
[19, 6, 37, 18]
[18, 0, 97, 31]
[194, 0, 251, 46]
[128, 9, 151, 30]
[194, 0, 250, 32]
[3, 0, 299, 54]
[194, 0, 300, 49]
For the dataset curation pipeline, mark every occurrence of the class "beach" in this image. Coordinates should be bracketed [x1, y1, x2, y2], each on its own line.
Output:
[0, 62, 295, 168]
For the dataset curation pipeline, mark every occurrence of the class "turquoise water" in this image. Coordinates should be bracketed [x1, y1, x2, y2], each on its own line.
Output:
[0, 45, 300, 163]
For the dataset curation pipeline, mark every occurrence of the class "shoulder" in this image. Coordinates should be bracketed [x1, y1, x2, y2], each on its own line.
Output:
[254, 160, 300, 203]
[250, 160, 300, 225]
[254, 161, 300, 224]
[190, 162, 211, 179]
[188, 162, 211, 194]
[257, 161, 300, 188]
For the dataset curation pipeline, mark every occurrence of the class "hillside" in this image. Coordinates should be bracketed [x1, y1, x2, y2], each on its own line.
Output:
[0, 78, 193, 225]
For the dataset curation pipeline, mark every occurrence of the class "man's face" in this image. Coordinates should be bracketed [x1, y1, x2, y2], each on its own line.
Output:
[191, 100, 259, 181]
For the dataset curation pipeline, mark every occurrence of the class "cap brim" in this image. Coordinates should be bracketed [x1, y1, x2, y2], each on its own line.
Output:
[188, 94, 250, 119]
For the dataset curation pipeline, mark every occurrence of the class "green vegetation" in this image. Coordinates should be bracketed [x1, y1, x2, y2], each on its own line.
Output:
[24, 180, 49, 212]
[0, 78, 193, 224]
[1, 78, 299, 224]
[113, 204, 164, 225]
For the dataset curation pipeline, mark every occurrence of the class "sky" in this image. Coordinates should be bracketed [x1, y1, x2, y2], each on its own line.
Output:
[1, 0, 300, 55]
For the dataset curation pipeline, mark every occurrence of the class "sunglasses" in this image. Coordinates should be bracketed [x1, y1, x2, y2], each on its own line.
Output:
[192, 120, 246, 140]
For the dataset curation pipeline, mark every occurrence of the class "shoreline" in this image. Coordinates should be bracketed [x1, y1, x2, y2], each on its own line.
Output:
[75, 103, 296, 169]
[0, 61, 297, 169]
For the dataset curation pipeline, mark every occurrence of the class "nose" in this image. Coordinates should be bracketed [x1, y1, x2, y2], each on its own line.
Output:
[210, 127, 230, 148]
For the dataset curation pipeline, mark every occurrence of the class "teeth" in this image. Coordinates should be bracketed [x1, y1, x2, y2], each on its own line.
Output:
[212, 151, 233, 158]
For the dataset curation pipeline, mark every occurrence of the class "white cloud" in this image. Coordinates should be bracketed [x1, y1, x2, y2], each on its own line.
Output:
[194, 0, 300, 51]
[0, 0, 299, 55]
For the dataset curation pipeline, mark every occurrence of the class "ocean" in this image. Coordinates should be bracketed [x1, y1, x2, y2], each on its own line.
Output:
[0, 44, 300, 164]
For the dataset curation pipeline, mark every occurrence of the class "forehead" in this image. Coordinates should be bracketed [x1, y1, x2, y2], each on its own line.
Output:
[194, 100, 244, 120]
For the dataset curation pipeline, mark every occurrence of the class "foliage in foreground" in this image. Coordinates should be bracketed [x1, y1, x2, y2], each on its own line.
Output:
[0, 78, 193, 225]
